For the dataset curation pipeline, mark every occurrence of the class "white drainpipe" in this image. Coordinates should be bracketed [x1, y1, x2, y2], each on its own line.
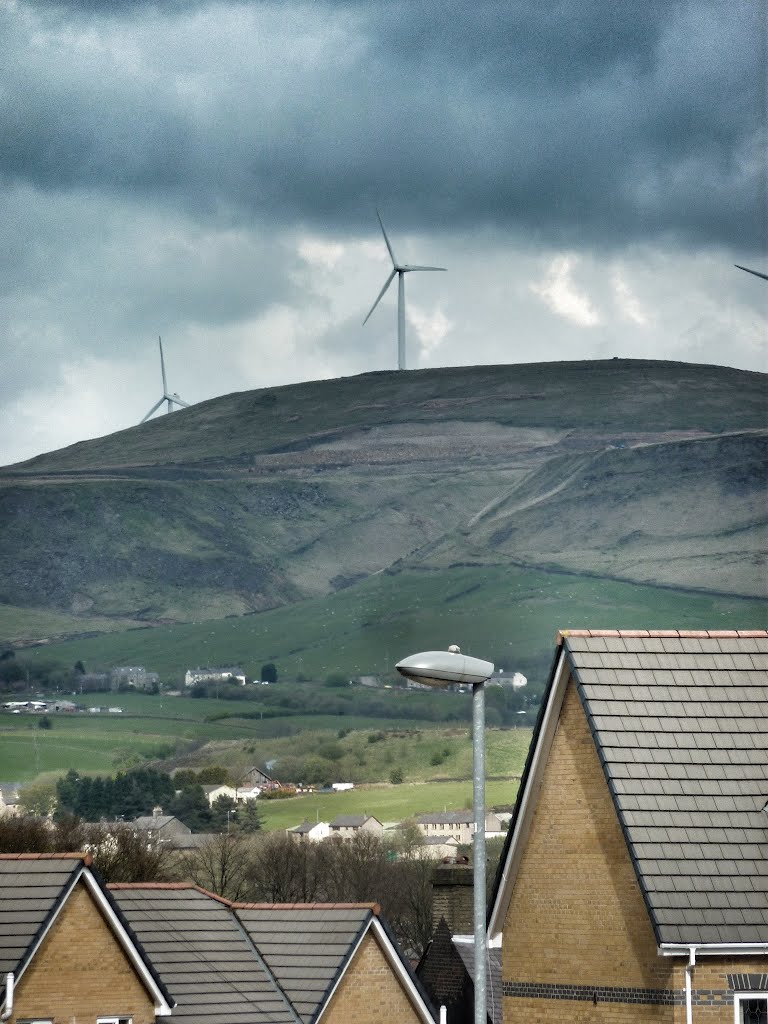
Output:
[1, 972, 14, 1021]
[439, 1006, 447, 1024]
[685, 947, 696, 1024]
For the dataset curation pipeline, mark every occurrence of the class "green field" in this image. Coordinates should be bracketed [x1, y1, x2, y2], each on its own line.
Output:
[256, 779, 520, 831]
[0, 683, 534, 784]
[15, 564, 766, 686]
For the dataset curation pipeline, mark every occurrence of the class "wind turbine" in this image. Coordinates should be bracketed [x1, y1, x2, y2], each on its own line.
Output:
[140, 337, 190, 423]
[363, 211, 446, 371]
[735, 264, 768, 282]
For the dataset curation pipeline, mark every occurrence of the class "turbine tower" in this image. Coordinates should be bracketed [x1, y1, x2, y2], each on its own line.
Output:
[735, 264, 768, 282]
[140, 337, 190, 423]
[363, 211, 445, 370]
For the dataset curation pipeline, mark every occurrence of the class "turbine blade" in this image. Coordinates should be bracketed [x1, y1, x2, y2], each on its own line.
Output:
[735, 264, 768, 282]
[401, 265, 447, 272]
[376, 210, 398, 267]
[363, 269, 397, 324]
[158, 336, 168, 393]
[171, 396, 190, 409]
[141, 397, 165, 423]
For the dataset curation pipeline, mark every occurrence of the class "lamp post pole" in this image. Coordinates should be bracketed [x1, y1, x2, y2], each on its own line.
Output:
[472, 679, 486, 1024]
[395, 646, 492, 1024]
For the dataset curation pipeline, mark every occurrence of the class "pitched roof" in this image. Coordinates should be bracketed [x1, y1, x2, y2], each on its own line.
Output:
[109, 884, 299, 1024]
[132, 814, 190, 832]
[416, 811, 473, 825]
[0, 853, 85, 978]
[329, 814, 380, 828]
[489, 629, 768, 948]
[0, 854, 173, 1014]
[234, 903, 374, 1023]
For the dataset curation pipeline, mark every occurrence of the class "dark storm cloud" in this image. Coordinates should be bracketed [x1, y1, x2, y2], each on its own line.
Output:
[2, 0, 764, 250]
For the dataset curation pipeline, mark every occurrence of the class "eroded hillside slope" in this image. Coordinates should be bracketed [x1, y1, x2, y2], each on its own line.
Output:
[1, 359, 765, 641]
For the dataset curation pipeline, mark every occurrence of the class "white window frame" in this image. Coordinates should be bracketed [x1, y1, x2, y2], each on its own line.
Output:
[96, 1017, 133, 1024]
[734, 993, 768, 1024]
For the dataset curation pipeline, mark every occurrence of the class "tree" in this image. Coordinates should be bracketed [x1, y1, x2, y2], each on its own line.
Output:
[245, 832, 327, 904]
[260, 663, 278, 684]
[210, 794, 238, 832]
[183, 832, 255, 901]
[324, 672, 348, 688]
[73, 660, 86, 675]
[37, 715, 52, 730]
[234, 800, 264, 834]
[83, 823, 172, 884]
[168, 785, 212, 832]
[18, 777, 58, 817]
[389, 767, 403, 785]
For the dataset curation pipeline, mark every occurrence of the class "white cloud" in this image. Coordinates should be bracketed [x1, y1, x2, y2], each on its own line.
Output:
[297, 237, 346, 272]
[611, 267, 650, 326]
[530, 254, 602, 327]
[408, 304, 453, 362]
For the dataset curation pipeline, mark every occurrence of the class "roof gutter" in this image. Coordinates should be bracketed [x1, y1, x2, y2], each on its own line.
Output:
[660, 943, 768, 957]
[1, 972, 13, 1021]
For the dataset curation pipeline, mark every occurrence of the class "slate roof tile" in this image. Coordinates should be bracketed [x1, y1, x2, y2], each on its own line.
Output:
[110, 887, 299, 1023]
[563, 630, 768, 946]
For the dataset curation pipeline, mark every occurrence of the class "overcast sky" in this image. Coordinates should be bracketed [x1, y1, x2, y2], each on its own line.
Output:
[2, 0, 766, 465]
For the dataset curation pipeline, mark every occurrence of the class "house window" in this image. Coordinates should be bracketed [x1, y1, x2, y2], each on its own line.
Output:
[97, 1017, 133, 1024]
[735, 995, 768, 1024]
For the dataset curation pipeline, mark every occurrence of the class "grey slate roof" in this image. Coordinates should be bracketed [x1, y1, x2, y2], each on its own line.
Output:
[133, 815, 191, 834]
[329, 814, 380, 828]
[416, 811, 473, 825]
[235, 904, 373, 1023]
[110, 885, 300, 1024]
[562, 629, 768, 946]
[0, 854, 81, 977]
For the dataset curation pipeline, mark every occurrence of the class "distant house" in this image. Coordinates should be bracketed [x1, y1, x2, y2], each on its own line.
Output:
[488, 628, 768, 1023]
[0, 788, 20, 818]
[0, 853, 173, 1021]
[415, 811, 503, 846]
[332, 782, 355, 792]
[487, 671, 527, 689]
[110, 665, 158, 691]
[289, 819, 331, 842]
[240, 765, 281, 791]
[201, 784, 238, 807]
[53, 699, 78, 712]
[329, 814, 384, 840]
[132, 811, 192, 844]
[235, 784, 262, 802]
[418, 835, 462, 860]
[184, 666, 246, 687]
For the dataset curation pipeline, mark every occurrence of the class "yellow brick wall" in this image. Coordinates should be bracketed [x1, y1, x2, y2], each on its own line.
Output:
[502, 677, 673, 1023]
[11, 880, 156, 1024]
[670, 956, 768, 1023]
[323, 929, 424, 1024]
[501, 678, 768, 1024]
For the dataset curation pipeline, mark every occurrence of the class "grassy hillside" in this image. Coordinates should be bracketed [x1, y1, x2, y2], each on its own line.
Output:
[9, 360, 766, 473]
[15, 563, 766, 684]
[1, 358, 765, 719]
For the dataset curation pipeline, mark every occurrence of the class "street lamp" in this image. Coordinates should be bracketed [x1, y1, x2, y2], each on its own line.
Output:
[396, 645, 494, 1024]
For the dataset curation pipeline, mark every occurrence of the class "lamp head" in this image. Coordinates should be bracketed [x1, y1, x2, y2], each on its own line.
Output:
[396, 647, 494, 688]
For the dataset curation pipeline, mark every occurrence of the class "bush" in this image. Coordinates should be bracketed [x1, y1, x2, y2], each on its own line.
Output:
[389, 768, 403, 785]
